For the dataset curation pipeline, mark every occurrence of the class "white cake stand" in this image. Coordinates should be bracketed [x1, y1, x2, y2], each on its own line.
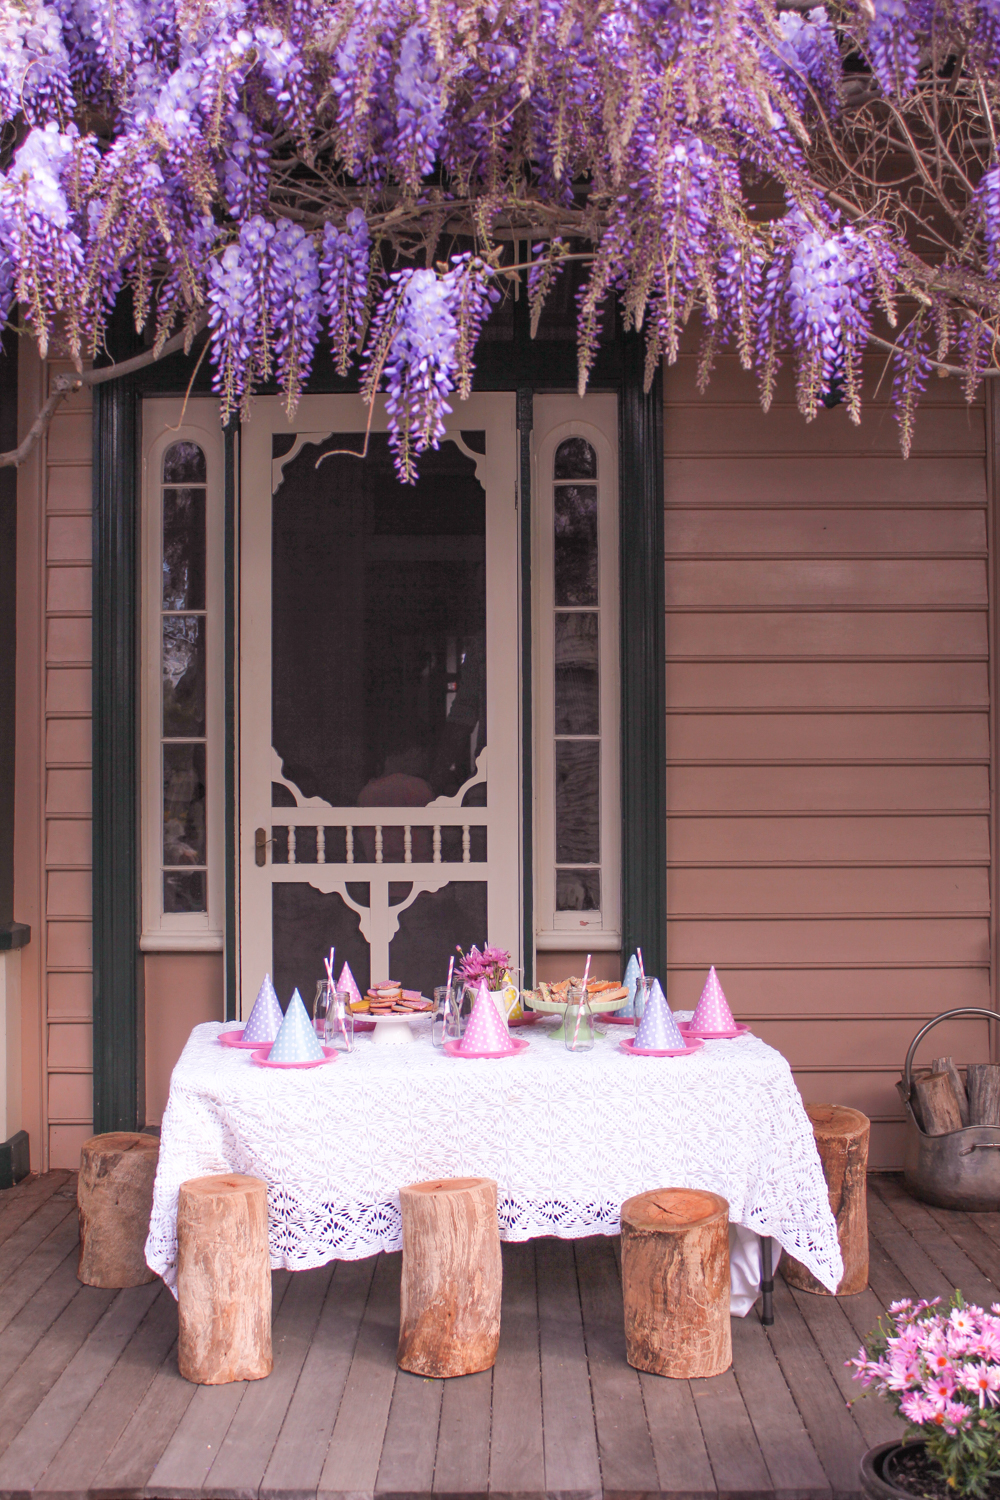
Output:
[369, 1011, 424, 1045]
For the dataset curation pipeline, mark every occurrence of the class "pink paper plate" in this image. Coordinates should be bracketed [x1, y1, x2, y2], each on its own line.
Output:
[619, 1036, 704, 1059]
[678, 1021, 750, 1040]
[251, 1046, 339, 1069]
[218, 1026, 268, 1050]
[508, 1011, 542, 1028]
[443, 1037, 530, 1060]
[601, 1013, 638, 1026]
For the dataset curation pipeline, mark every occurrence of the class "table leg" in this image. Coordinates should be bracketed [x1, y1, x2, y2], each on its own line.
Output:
[759, 1235, 774, 1326]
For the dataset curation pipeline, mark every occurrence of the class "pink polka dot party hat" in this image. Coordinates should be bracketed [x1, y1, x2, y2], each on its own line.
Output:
[456, 978, 518, 1055]
[337, 961, 362, 1009]
[242, 973, 285, 1045]
[268, 988, 325, 1062]
[689, 966, 737, 1034]
[633, 979, 686, 1051]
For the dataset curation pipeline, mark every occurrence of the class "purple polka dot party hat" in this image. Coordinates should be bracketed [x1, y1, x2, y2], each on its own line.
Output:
[457, 978, 517, 1055]
[337, 961, 362, 1009]
[242, 973, 285, 1045]
[268, 988, 325, 1062]
[633, 979, 685, 1051]
[689, 966, 736, 1034]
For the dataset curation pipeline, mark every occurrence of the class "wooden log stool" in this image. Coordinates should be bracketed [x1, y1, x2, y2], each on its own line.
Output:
[620, 1188, 731, 1379]
[397, 1176, 502, 1378]
[177, 1174, 272, 1385]
[77, 1132, 160, 1288]
[782, 1104, 869, 1296]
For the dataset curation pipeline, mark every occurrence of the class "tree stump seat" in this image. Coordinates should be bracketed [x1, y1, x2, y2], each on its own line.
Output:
[781, 1103, 869, 1296]
[177, 1173, 273, 1385]
[397, 1175, 502, 1378]
[77, 1132, 160, 1288]
[620, 1187, 731, 1379]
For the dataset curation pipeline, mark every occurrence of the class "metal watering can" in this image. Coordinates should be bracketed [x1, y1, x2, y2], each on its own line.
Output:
[901, 1007, 1000, 1212]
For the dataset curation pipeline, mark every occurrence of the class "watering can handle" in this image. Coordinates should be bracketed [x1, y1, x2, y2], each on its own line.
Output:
[902, 1008, 1000, 1100]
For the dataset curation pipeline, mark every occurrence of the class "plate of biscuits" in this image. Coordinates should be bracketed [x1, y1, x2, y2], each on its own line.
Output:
[349, 981, 435, 1033]
[524, 978, 630, 1016]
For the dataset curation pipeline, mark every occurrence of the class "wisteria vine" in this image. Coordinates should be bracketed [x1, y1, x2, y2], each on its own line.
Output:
[0, 0, 999, 475]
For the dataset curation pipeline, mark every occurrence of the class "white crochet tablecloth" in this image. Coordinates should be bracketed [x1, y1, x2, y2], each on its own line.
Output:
[146, 1016, 842, 1299]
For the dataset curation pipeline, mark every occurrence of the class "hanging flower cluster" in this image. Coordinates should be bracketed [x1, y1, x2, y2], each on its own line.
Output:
[0, 0, 998, 474]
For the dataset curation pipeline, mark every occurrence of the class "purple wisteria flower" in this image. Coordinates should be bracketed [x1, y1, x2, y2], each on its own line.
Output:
[270, 218, 320, 414]
[0, 0, 995, 468]
[381, 267, 458, 481]
[320, 209, 371, 377]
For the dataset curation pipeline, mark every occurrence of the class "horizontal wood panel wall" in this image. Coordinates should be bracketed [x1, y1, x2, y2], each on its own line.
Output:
[43, 363, 94, 1168]
[663, 354, 993, 1167]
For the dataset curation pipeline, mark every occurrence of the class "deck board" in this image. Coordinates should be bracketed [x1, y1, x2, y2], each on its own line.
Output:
[0, 1282, 160, 1493]
[33, 1287, 180, 1500]
[316, 1251, 401, 1497]
[204, 1268, 332, 1500]
[729, 1305, 831, 1499]
[487, 1240, 544, 1498]
[536, 1237, 602, 1499]
[0, 1175, 994, 1500]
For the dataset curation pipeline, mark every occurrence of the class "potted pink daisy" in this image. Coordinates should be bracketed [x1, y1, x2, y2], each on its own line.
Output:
[852, 1293, 1000, 1499]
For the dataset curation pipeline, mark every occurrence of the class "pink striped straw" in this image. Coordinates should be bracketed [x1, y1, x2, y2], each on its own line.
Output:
[572, 954, 593, 1047]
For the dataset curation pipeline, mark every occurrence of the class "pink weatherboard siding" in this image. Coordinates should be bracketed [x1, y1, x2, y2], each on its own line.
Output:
[663, 348, 992, 1167]
[11, 341, 997, 1170]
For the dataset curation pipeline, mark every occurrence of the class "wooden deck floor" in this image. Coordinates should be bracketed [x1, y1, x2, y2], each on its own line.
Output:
[0, 1172, 996, 1500]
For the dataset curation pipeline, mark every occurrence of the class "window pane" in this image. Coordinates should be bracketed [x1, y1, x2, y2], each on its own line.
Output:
[554, 485, 597, 606]
[556, 869, 601, 912]
[554, 437, 596, 480]
[162, 616, 206, 737]
[555, 613, 599, 734]
[163, 488, 206, 610]
[163, 742, 206, 865]
[163, 441, 206, 483]
[164, 869, 206, 913]
[555, 739, 600, 862]
[271, 432, 487, 805]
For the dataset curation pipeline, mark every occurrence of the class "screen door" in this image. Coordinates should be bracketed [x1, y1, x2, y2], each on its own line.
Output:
[239, 394, 520, 1010]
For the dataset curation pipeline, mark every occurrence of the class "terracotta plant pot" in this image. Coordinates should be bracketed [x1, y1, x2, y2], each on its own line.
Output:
[860, 1440, 934, 1500]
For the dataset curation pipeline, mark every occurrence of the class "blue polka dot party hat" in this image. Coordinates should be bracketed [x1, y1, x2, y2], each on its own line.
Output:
[337, 961, 362, 1009]
[242, 973, 284, 1046]
[615, 952, 641, 1017]
[633, 979, 685, 1051]
[268, 988, 325, 1062]
[457, 978, 516, 1055]
[689, 966, 736, 1034]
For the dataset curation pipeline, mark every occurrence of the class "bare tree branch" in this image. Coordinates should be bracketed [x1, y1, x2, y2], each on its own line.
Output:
[0, 315, 209, 470]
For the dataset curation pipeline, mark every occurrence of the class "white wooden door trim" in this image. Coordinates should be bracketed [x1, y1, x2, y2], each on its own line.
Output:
[239, 394, 519, 1013]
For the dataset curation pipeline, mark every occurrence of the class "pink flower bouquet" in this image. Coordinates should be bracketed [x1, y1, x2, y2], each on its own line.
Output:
[455, 944, 511, 992]
[851, 1294, 1000, 1495]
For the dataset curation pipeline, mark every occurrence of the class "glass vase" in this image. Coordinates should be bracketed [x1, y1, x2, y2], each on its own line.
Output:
[313, 979, 334, 1038]
[325, 988, 354, 1053]
[634, 976, 654, 1024]
[564, 984, 595, 1052]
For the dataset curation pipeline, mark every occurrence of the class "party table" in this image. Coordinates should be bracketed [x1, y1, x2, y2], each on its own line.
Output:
[145, 1016, 843, 1304]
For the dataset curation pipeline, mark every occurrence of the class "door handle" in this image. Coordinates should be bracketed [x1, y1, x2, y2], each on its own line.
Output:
[254, 828, 274, 867]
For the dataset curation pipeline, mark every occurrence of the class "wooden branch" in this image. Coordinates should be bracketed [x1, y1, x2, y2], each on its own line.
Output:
[0, 315, 208, 471]
[867, 331, 1000, 379]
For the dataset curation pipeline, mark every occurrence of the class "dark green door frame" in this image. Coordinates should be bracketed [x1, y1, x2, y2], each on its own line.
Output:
[619, 335, 667, 980]
[92, 368, 143, 1132]
[90, 322, 665, 1128]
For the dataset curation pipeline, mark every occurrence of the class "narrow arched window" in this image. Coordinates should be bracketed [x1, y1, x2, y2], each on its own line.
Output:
[142, 407, 223, 951]
[160, 442, 208, 913]
[535, 406, 620, 954]
[553, 438, 601, 916]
